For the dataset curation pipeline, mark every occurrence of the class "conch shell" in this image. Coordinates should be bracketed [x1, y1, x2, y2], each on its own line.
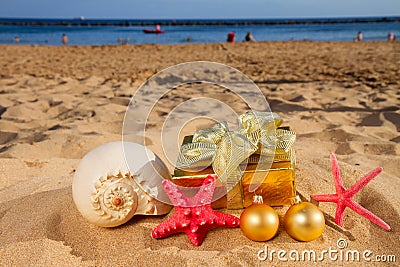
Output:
[72, 142, 172, 227]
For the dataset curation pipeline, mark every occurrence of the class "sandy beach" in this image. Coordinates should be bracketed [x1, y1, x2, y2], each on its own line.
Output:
[0, 41, 399, 266]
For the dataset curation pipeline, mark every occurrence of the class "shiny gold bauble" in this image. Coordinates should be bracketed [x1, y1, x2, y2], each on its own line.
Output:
[283, 202, 325, 242]
[240, 204, 279, 241]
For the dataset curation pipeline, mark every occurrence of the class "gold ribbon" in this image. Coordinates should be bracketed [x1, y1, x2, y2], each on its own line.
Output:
[176, 111, 296, 191]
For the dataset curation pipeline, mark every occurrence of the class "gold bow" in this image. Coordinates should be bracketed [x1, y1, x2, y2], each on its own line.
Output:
[176, 111, 296, 192]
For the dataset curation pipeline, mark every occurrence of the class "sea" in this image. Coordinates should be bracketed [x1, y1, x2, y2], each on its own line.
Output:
[0, 17, 399, 46]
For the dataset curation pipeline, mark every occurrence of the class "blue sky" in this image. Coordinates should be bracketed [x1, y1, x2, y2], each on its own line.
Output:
[0, 0, 399, 19]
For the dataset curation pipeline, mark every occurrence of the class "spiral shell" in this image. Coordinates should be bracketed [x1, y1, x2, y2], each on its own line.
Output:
[72, 142, 172, 227]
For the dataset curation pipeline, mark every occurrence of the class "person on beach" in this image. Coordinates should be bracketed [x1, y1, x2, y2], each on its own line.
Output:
[227, 32, 235, 43]
[14, 36, 20, 43]
[354, 31, 363, 42]
[124, 37, 130, 44]
[62, 33, 68, 45]
[244, 32, 256, 42]
[388, 32, 395, 41]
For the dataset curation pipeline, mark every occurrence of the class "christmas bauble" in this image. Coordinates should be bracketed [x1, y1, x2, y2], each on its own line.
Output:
[240, 203, 279, 241]
[283, 202, 325, 241]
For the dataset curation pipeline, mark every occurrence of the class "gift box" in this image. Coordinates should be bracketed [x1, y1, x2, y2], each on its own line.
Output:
[172, 111, 296, 209]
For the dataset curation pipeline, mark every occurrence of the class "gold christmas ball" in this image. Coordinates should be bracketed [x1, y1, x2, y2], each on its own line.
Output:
[240, 204, 279, 241]
[283, 202, 325, 242]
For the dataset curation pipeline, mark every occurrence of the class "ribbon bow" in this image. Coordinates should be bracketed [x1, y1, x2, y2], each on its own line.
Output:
[177, 111, 296, 192]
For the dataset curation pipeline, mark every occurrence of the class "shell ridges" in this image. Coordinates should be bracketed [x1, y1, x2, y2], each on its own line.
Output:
[72, 142, 173, 227]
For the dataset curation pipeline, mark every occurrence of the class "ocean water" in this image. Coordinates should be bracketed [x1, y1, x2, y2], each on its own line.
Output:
[0, 18, 399, 46]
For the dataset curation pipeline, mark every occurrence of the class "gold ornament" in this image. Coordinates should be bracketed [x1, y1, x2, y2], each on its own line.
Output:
[240, 196, 279, 241]
[283, 197, 325, 242]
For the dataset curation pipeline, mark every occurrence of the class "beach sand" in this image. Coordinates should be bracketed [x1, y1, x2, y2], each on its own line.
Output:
[0, 41, 399, 266]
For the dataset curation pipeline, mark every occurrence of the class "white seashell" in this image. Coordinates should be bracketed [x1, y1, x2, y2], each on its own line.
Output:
[72, 142, 172, 227]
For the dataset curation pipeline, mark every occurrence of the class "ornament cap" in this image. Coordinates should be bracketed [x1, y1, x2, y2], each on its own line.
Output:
[289, 195, 301, 205]
[253, 195, 264, 204]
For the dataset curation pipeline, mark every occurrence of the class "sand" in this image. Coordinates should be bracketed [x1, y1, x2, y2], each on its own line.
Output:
[0, 41, 399, 266]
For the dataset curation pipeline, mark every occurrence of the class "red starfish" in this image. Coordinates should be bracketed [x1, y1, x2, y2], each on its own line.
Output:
[311, 153, 390, 231]
[151, 174, 240, 246]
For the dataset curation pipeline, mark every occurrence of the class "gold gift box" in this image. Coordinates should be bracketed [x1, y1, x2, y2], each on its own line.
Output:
[173, 135, 296, 209]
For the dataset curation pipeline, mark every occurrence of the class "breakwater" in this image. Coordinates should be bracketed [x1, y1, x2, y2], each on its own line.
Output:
[1, 17, 399, 27]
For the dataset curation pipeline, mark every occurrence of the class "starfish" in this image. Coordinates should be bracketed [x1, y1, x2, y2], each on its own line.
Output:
[311, 153, 390, 231]
[151, 174, 240, 246]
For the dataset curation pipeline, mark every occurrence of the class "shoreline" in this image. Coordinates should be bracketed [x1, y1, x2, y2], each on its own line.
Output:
[2, 39, 398, 46]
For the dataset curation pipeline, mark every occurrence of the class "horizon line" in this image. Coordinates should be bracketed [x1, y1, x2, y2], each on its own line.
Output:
[1, 14, 400, 21]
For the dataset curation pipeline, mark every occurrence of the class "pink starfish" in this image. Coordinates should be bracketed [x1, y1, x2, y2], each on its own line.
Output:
[311, 153, 390, 231]
[152, 174, 240, 246]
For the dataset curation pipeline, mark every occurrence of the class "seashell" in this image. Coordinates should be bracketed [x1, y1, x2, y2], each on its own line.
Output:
[72, 142, 172, 227]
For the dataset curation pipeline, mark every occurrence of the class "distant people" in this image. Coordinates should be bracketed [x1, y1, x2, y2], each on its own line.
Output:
[357, 31, 363, 41]
[117, 37, 123, 44]
[62, 33, 68, 45]
[354, 31, 363, 42]
[14, 36, 20, 43]
[244, 32, 256, 42]
[122, 37, 129, 45]
[155, 24, 161, 31]
[227, 32, 235, 43]
[186, 37, 193, 42]
[388, 32, 396, 41]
